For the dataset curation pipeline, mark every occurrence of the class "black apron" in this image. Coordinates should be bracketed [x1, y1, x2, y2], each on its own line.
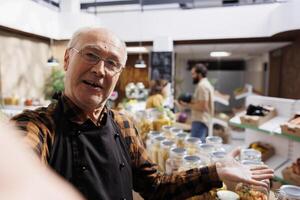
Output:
[48, 97, 133, 200]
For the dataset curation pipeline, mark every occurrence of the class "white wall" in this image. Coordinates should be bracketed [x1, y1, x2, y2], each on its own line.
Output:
[245, 54, 269, 94]
[0, 0, 300, 41]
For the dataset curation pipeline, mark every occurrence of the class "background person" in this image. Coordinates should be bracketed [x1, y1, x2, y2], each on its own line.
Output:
[179, 63, 214, 142]
[146, 79, 167, 109]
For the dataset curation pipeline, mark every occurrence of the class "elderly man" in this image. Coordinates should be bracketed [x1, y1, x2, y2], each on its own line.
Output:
[12, 27, 273, 200]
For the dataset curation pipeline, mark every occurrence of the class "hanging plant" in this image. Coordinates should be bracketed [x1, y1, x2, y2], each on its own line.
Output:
[44, 69, 65, 100]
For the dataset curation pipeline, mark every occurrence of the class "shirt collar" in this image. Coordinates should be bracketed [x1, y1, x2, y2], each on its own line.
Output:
[61, 94, 107, 126]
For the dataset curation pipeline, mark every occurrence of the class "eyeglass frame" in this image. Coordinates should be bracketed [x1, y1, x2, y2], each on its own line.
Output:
[70, 47, 124, 74]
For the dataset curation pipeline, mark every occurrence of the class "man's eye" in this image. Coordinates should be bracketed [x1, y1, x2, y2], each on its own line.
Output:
[106, 60, 118, 67]
[84, 52, 99, 61]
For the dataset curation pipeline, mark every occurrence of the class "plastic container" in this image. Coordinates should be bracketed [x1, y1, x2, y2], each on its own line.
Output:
[175, 132, 188, 148]
[161, 125, 174, 139]
[165, 147, 186, 174]
[277, 185, 300, 200]
[236, 159, 269, 200]
[151, 136, 165, 164]
[181, 155, 205, 171]
[240, 148, 262, 162]
[158, 140, 175, 172]
[170, 127, 183, 141]
[205, 136, 223, 151]
[145, 131, 161, 156]
[210, 151, 227, 164]
[185, 137, 202, 155]
[216, 190, 240, 200]
[198, 143, 214, 164]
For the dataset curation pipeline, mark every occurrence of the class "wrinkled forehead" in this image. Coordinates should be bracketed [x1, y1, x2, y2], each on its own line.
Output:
[75, 30, 127, 60]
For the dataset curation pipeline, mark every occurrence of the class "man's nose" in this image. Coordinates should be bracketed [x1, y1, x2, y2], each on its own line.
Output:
[91, 60, 106, 76]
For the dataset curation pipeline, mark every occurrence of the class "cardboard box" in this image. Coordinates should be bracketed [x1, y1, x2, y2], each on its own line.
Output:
[281, 122, 300, 137]
[240, 107, 276, 127]
[282, 167, 300, 186]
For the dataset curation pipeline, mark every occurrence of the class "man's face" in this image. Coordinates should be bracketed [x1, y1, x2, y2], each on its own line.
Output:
[64, 29, 127, 111]
[191, 68, 200, 85]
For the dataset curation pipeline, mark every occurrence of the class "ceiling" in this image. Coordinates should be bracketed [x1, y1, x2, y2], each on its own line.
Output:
[173, 42, 290, 59]
[35, 0, 279, 12]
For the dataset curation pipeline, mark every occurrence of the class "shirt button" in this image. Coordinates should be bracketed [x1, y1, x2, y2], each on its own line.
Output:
[76, 130, 81, 136]
[119, 162, 125, 170]
[82, 166, 87, 171]
[114, 133, 120, 139]
[121, 198, 126, 200]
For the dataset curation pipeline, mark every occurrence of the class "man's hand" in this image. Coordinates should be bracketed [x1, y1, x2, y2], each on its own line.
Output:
[216, 157, 274, 190]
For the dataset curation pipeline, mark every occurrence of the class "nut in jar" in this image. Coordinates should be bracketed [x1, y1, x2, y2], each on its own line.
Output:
[158, 140, 175, 172]
[185, 137, 202, 155]
[175, 132, 188, 148]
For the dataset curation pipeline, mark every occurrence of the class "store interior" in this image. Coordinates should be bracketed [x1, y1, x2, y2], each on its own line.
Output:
[1, 0, 300, 199]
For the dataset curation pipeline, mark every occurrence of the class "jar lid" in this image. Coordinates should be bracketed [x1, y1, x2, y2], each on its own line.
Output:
[206, 136, 222, 144]
[241, 149, 261, 157]
[280, 185, 300, 198]
[216, 190, 239, 200]
[176, 132, 188, 139]
[241, 160, 263, 166]
[149, 131, 161, 137]
[162, 125, 173, 131]
[171, 147, 186, 155]
[162, 140, 175, 147]
[199, 143, 214, 149]
[185, 137, 201, 144]
[154, 136, 165, 142]
[184, 155, 201, 162]
[211, 151, 227, 159]
[170, 127, 183, 134]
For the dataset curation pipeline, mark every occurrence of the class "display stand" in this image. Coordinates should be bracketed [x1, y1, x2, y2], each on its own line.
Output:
[229, 95, 300, 184]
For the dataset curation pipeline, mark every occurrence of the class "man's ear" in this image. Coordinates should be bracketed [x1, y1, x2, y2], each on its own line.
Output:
[64, 49, 70, 71]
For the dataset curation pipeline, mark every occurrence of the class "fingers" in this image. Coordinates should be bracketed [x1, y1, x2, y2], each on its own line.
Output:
[251, 168, 274, 176]
[252, 174, 274, 180]
[229, 147, 241, 158]
[250, 164, 270, 170]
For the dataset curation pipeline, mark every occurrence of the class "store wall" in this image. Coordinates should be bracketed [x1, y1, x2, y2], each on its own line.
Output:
[245, 54, 268, 95]
[115, 54, 149, 104]
[0, 29, 50, 100]
[269, 36, 300, 99]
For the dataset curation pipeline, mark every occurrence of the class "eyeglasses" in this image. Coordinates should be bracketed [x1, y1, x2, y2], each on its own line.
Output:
[71, 47, 123, 74]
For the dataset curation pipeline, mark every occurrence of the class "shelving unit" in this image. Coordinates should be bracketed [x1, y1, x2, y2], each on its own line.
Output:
[229, 95, 300, 184]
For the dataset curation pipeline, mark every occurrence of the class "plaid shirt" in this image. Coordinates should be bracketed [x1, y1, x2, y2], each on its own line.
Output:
[11, 95, 222, 200]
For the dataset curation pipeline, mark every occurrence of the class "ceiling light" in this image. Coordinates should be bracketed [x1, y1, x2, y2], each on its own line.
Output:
[134, 55, 147, 68]
[47, 56, 59, 67]
[210, 51, 231, 57]
[126, 46, 149, 53]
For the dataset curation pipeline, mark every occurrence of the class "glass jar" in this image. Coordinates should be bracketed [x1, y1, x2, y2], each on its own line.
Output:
[185, 137, 202, 155]
[151, 136, 165, 165]
[161, 125, 174, 139]
[170, 127, 183, 141]
[181, 155, 205, 171]
[175, 132, 188, 148]
[145, 131, 161, 156]
[277, 185, 300, 200]
[198, 143, 214, 164]
[165, 147, 186, 174]
[152, 113, 171, 131]
[235, 159, 269, 200]
[205, 136, 223, 151]
[158, 140, 175, 172]
[210, 151, 227, 164]
[240, 148, 262, 162]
